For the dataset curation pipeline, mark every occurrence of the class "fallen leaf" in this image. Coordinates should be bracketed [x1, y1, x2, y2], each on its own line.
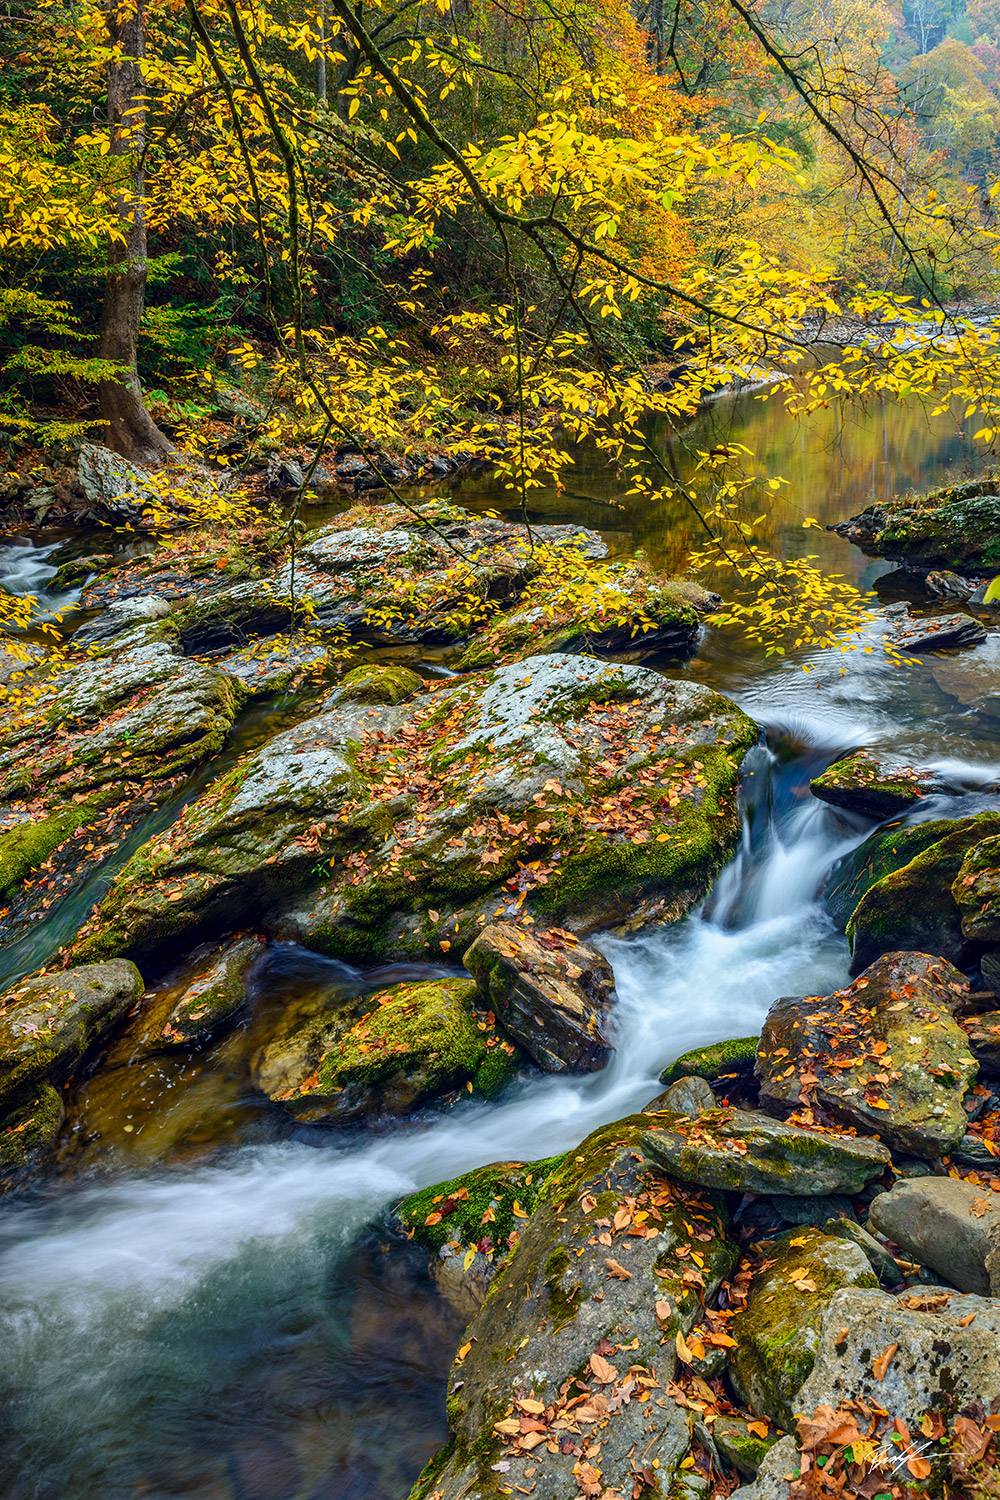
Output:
[957, 1312, 977, 1326]
[906, 1455, 932, 1480]
[970, 1197, 991, 1217]
[872, 1342, 898, 1380]
[605, 1257, 631, 1280]
[589, 1353, 618, 1384]
[675, 1331, 693, 1364]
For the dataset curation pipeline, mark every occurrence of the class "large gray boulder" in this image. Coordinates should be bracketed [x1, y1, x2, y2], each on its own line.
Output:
[643, 1109, 890, 1196]
[867, 1175, 1000, 1294]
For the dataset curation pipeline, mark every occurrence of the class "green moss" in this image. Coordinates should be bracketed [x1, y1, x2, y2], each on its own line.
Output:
[824, 815, 983, 931]
[853, 474, 1000, 570]
[953, 832, 1000, 942]
[0, 803, 98, 895]
[0, 1082, 63, 1176]
[543, 1244, 583, 1330]
[394, 1156, 564, 1257]
[661, 1036, 759, 1085]
[338, 663, 423, 704]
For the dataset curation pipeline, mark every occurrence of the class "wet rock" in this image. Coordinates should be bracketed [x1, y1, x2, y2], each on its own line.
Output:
[0, 1083, 64, 1185]
[50, 553, 113, 592]
[75, 653, 756, 965]
[833, 480, 1000, 572]
[656, 1074, 717, 1115]
[822, 1216, 901, 1285]
[809, 751, 944, 820]
[953, 833, 1000, 941]
[463, 923, 616, 1073]
[983, 951, 1000, 998]
[413, 1111, 736, 1500]
[796, 1286, 1000, 1423]
[730, 1229, 877, 1429]
[72, 595, 172, 646]
[173, 579, 298, 653]
[335, 662, 423, 704]
[822, 814, 1000, 931]
[643, 1109, 889, 1195]
[252, 978, 518, 1123]
[962, 1010, 1000, 1072]
[157, 935, 266, 1048]
[925, 568, 976, 599]
[216, 635, 329, 697]
[729, 1435, 797, 1500]
[755, 953, 977, 1158]
[768, 1194, 853, 1227]
[846, 814, 1000, 970]
[885, 610, 987, 652]
[0, 960, 143, 1117]
[712, 1417, 782, 1481]
[867, 1175, 1000, 1294]
[661, 1036, 759, 1086]
[390, 1157, 562, 1318]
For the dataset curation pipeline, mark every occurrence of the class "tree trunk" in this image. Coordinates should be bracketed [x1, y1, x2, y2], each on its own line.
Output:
[98, 0, 172, 463]
[316, 0, 328, 102]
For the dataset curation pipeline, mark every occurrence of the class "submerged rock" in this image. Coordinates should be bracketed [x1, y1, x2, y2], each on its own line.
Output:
[0, 960, 143, 1118]
[410, 1112, 735, 1500]
[252, 977, 518, 1123]
[809, 751, 943, 820]
[463, 923, 616, 1073]
[730, 1229, 877, 1430]
[867, 1176, 1000, 1295]
[755, 953, 977, 1159]
[846, 813, 1000, 971]
[796, 1285, 1000, 1424]
[157, 934, 265, 1048]
[74, 653, 757, 965]
[643, 1108, 889, 1196]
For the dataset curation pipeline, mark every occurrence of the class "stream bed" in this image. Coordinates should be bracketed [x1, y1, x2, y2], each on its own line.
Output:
[0, 385, 997, 1500]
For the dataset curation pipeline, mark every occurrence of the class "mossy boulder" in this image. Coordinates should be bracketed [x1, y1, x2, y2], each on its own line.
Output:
[822, 814, 995, 931]
[756, 952, 977, 1159]
[953, 832, 1000, 942]
[463, 923, 616, 1072]
[410, 1110, 736, 1500]
[963, 1010, 1000, 1073]
[846, 814, 1000, 971]
[809, 752, 943, 821]
[156, 934, 265, 1048]
[336, 662, 423, 704]
[661, 1036, 759, 1086]
[834, 474, 1000, 572]
[252, 978, 519, 1123]
[0, 959, 143, 1117]
[172, 579, 299, 653]
[73, 652, 757, 966]
[712, 1417, 782, 1480]
[730, 1229, 877, 1430]
[391, 1157, 563, 1317]
[643, 1108, 890, 1196]
[0, 1083, 64, 1185]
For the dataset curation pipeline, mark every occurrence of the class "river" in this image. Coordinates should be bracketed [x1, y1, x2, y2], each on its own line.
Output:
[0, 384, 996, 1500]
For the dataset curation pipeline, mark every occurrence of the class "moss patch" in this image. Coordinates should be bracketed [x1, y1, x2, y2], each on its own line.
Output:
[393, 1156, 564, 1259]
[661, 1036, 759, 1085]
[337, 662, 423, 704]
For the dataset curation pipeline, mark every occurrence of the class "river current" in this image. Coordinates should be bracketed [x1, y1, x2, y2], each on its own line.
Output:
[0, 386, 997, 1499]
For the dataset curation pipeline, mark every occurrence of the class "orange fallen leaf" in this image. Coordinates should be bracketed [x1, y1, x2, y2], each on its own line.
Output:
[872, 1342, 898, 1380]
[605, 1257, 631, 1280]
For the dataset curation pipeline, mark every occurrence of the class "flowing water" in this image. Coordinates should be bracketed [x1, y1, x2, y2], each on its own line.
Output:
[0, 387, 998, 1499]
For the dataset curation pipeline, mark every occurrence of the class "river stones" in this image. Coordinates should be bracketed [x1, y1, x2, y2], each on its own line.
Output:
[796, 1286, 1000, 1424]
[867, 1176, 1000, 1295]
[643, 1109, 890, 1195]
[822, 814, 999, 931]
[463, 923, 616, 1073]
[653, 1074, 717, 1115]
[730, 1229, 877, 1430]
[661, 1035, 759, 1086]
[391, 1157, 562, 1318]
[755, 953, 977, 1158]
[833, 479, 1000, 572]
[173, 579, 300, 654]
[412, 1112, 735, 1500]
[74, 652, 757, 966]
[0, 959, 143, 1118]
[846, 813, 1000, 971]
[822, 1216, 901, 1285]
[0, 1083, 64, 1184]
[156, 934, 266, 1049]
[953, 832, 1000, 941]
[71, 595, 172, 646]
[252, 977, 518, 1123]
[336, 662, 423, 704]
[809, 751, 943, 820]
[885, 610, 987, 653]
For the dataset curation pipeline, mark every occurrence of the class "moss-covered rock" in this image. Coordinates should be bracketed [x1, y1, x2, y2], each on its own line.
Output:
[643, 1108, 890, 1196]
[156, 934, 265, 1048]
[409, 1109, 736, 1500]
[756, 952, 978, 1159]
[661, 1036, 759, 1086]
[809, 752, 943, 821]
[712, 1417, 782, 1480]
[253, 978, 519, 1123]
[173, 579, 299, 653]
[0, 959, 143, 1117]
[823, 815, 993, 931]
[846, 814, 1000, 971]
[730, 1229, 878, 1430]
[336, 662, 423, 704]
[463, 923, 616, 1073]
[0, 1082, 64, 1185]
[954, 832, 1000, 942]
[73, 652, 758, 966]
[834, 473, 1000, 572]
